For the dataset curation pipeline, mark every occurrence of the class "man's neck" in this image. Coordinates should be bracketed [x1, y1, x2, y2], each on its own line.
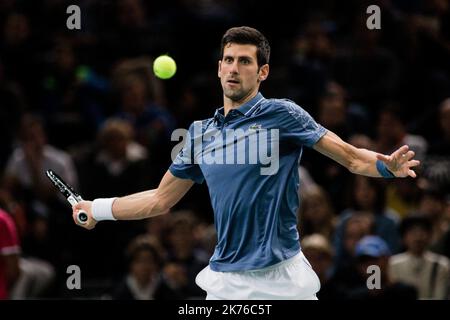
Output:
[409, 250, 426, 258]
[223, 90, 258, 116]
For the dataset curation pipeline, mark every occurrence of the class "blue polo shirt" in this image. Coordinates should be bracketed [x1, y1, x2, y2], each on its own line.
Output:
[169, 92, 327, 272]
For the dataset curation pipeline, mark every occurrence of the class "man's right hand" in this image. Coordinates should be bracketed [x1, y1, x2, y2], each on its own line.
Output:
[72, 201, 97, 230]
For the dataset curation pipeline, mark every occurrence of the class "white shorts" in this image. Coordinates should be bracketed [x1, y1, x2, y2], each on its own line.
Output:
[195, 251, 321, 300]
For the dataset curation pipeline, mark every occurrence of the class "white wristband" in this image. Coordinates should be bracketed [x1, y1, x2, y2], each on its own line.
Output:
[92, 198, 117, 221]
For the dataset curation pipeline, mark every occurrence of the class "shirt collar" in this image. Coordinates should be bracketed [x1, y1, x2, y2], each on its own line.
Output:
[213, 107, 225, 125]
[213, 92, 265, 124]
[235, 92, 264, 116]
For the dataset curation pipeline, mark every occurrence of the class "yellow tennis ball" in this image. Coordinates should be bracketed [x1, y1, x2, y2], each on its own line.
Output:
[153, 55, 177, 79]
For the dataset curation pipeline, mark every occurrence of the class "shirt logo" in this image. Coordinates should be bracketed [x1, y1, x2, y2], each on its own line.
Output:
[249, 123, 262, 131]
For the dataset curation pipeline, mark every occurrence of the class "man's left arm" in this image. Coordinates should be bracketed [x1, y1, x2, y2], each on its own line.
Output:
[313, 131, 420, 178]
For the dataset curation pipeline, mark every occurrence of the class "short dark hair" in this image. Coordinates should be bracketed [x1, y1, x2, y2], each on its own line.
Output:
[399, 214, 433, 237]
[347, 176, 387, 215]
[18, 113, 46, 141]
[379, 101, 408, 125]
[126, 235, 164, 268]
[220, 26, 270, 67]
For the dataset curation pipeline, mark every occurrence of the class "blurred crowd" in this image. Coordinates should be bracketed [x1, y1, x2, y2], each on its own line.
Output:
[0, 0, 450, 300]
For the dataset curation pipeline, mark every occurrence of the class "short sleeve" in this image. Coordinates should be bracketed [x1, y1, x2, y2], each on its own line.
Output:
[169, 122, 205, 184]
[281, 100, 327, 147]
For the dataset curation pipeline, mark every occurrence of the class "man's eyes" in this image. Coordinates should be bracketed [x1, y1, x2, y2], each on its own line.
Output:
[224, 57, 251, 64]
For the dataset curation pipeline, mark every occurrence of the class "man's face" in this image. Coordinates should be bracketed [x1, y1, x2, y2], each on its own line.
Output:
[130, 250, 158, 285]
[354, 177, 376, 210]
[403, 226, 430, 255]
[302, 248, 333, 280]
[377, 112, 400, 141]
[218, 43, 268, 103]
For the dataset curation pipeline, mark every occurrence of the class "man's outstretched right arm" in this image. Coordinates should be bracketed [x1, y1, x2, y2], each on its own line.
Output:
[72, 170, 194, 229]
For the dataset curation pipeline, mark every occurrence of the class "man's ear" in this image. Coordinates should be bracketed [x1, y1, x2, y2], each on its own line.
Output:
[218, 60, 222, 78]
[258, 64, 269, 82]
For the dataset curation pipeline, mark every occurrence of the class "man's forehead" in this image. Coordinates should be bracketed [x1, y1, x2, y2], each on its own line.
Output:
[223, 43, 257, 58]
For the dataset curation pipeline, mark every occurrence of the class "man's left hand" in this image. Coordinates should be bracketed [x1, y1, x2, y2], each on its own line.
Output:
[376, 145, 420, 178]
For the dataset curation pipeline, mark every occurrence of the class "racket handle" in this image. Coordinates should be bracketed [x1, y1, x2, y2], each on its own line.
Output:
[77, 210, 89, 224]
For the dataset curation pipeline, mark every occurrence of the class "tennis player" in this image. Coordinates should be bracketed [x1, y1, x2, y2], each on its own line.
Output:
[73, 26, 420, 300]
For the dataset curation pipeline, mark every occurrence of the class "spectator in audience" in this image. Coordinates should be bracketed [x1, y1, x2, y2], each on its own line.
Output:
[173, 76, 220, 130]
[298, 165, 318, 196]
[376, 103, 428, 162]
[301, 234, 339, 300]
[317, 81, 368, 140]
[0, 12, 40, 103]
[0, 59, 26, 169]
[297, 185, 336, 240]
[303, 81, 366, 211]
[196, 224, 217, 259]
[74, 118, 154, 280]
[9, 255, 55, 300]
[3, 113, 78, 203]
[332, 14, 400, 110]
[287, 19, 336, 106]
[432, 195, 450, 261]
[3, 114, 79, 267]
[115, 73, 174, 144]
[429, 98, 450, 157]
[335, 176, 401, 254]
[145, 213, 171, 240]
[0, 191, 55, 300]
[113, 67, 175, 177]
[418, 187, 449, 246]
[104, 0, 173, 60]
[332, 214, 374, 279]
[0, 208, 20, 299]
[77, 118, 152, 198]
[389, 215, 450, 299]
[41, 37, 109, 146]
[347, 134, 375, 151]
[425, 98, 450, 194]
[111, 234, 182, 300]
[163, 211, 209, 299]
[346, 235, 417, 300]
[386, 177, 423, 218]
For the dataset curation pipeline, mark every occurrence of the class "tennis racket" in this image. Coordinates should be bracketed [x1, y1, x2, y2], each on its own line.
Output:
[45, 169, 88, 224]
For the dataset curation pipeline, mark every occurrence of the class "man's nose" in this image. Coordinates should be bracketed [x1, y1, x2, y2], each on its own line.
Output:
[229, 61, 239, 74]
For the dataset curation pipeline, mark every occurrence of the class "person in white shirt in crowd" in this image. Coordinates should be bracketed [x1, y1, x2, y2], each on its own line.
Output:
[389, 214, 450, 299]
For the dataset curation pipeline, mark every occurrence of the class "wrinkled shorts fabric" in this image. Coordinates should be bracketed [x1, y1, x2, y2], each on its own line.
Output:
[195, 251, 321, 300]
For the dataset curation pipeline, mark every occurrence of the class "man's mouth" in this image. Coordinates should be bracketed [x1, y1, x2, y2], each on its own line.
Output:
[227, 79, 240, 84]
